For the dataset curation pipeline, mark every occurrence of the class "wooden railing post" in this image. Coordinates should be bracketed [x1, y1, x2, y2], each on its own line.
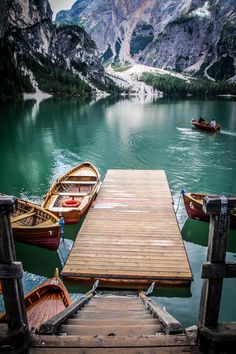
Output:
[199, 196, 229, 327]
[0, 196, 28, 332]
[199, 196, 236, 327]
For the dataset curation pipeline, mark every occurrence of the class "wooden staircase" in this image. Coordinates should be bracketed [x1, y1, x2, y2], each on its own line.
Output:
[59, 295, 163, 336]
[30, 290, 197, 353]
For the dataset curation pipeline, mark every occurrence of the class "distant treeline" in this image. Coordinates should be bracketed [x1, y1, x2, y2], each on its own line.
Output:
[0, 39, 123, 99]
[24, 55, 92, 97]
[140, 72, 236, 96]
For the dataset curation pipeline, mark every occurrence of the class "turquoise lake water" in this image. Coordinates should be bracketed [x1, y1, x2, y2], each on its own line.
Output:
[0, 96, 235, 327]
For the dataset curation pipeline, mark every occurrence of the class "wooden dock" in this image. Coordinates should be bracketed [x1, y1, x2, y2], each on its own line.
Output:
[62, 170, 192, 287]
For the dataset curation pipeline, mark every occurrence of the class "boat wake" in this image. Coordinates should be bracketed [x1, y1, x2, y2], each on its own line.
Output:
[221, 130, 236, 137]
[176, 127, 192, 132]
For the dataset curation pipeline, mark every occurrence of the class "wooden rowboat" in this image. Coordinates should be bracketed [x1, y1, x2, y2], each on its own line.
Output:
[41, 161, 101, 224]
[10, 198, 61, 251]
[191, 119, 221, 132]
[183, 192, 236, 229]
[0, 269, 72, 331]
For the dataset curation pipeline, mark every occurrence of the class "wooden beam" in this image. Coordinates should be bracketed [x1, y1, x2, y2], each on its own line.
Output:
[199, 196, 230, 327]
[202, 262, 236, 279]
[199, 323, 236, 354]
[30, 333, 193, 348]
[203, 196, 236, 214]
[0, 262, 23, 279]
[0, 196, 28, 330]
[0, 196, 29, 351]
[139, 293, 184, 334]
[11, 211, 35, 223]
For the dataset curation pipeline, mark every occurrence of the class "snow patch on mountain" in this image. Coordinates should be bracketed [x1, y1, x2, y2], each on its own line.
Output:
[191, 1, 211, 18]
[106, 63, 193, 96]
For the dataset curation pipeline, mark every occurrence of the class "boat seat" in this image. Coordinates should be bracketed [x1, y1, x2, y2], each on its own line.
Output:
[62, 181, 97, 185]
[11, 211, 36, 223]
[78, 196, 90, 209]
[39, 219, 53, 226]
[56, 192, 88, 197]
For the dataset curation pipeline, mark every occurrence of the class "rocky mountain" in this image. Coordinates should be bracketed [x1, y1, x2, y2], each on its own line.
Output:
[56, 0, 236, 81]
[0, 0, 105, 98]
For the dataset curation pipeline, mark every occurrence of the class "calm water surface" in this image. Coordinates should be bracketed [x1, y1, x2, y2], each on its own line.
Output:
[0, 96, 236, 327]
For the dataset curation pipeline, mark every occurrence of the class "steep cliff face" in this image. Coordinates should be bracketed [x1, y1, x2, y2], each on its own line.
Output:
[0, 0, 105, 98]
[56, 0, 236, 80]
[142, 0, 236, 80]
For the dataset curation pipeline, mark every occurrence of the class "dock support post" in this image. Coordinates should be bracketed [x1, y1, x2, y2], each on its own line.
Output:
[198, 196, 236, 353]
[0, 196, 29, 352]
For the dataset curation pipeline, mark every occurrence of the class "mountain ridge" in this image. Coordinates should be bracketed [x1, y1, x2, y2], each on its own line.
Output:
[56, 0, 236, 81]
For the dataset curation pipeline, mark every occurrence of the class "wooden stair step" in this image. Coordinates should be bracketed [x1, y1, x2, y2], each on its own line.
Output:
[84, 304, 145, 310]
[78, 308, 149, 313]
[66, 318, 160, 326]
[91, 297, 141, 302]
[86, 298, 143, 304]
[29, 333, 193, 353]
[72, 312, 153, 320]
[59, 324, 163, 336]
[73, 310, 153, 319]
[29, 347, 191, 354]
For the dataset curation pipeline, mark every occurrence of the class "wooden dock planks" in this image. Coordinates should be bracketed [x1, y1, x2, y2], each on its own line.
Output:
[62, 170, 192, 287]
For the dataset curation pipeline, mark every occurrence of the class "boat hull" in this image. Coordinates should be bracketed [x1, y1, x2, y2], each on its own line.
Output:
[42, 161, 101, 224]
[9, 198, 61, 251]
[13, 226, 60, 250]
[183, 193, 236, 229]
[191, 119, 220, 132]
[0, 271, 72, 330]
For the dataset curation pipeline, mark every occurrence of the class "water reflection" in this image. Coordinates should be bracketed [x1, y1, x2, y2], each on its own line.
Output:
[182, 218, 236, 253]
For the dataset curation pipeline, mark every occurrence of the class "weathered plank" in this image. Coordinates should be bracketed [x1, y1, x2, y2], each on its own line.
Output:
[30, 347, 192, 353]
[30, 333, 193, 348]
[202, 261, 236, 279]
[59, 324, 163, 336]
[139, 293, 184, 334]
[199, 196, 230, 327]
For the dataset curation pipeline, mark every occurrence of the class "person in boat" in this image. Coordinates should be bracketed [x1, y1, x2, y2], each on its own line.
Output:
[210, 119, 217, 128]
[198, 116, 205, 124]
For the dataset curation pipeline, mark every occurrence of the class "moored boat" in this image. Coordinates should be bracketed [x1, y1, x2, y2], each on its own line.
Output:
[0, 269, 72, 331]
[183, 192, 236, 229]
[41, 161, 101, 224]
[10, 198, 61, 251]
[191, 119, 221, 132]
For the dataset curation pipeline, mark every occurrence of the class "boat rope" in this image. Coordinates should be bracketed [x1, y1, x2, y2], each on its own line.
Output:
[91, 279, 99, 294]
[79, 294, 90, 304]
[78, 280, 99, 303]
[175, 189, 185, 213]
[144, 281, 155, 296]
